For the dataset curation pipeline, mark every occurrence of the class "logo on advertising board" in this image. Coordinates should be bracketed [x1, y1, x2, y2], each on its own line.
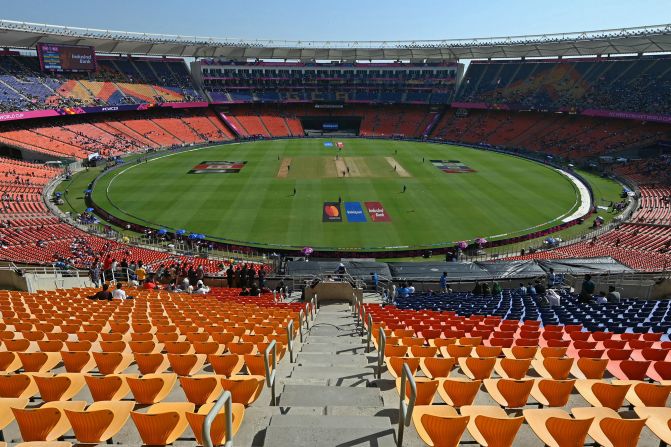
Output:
[322, 202, 343, 222]
[344, 202, 367, 222]
[189, 161, 247, 174]
[365, 202, 391, 222]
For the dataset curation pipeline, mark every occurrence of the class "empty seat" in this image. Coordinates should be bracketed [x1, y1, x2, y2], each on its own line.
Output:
[523, 408, 594, 447]
[179, 375, 223, 406]
[460, 405, 524, 447]
[64, 400, 134, 444]
[127, 374, 177, 405]
[411, 405, 470, 447]
[419, 357, 455, 379]
[220, 375, 264, 406]
[437, 379, 481, 408]
[84, 374, 136, 401]
[131, 402, 195, 446]
[186, 401, 245, 446]
[530, 379, 575, 407]
[575, 380, 631, 410]
[571, 406, 647, 447]
[34, 373, 86, 402]
[13, 401, 87, 442]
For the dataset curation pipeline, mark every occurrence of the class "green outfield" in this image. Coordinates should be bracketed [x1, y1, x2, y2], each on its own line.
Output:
[91, 139, 584, 251]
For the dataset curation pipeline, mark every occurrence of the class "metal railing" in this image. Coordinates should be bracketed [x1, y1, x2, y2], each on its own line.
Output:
[286, 320, 295, 363]
[202, 390, 234, 447]
[297, 309, 305, 343]
[263, 340, 277, 406]
[365, 313, 374, 353]
[376, 326, 387, 380]
[397, 363, 417, 447]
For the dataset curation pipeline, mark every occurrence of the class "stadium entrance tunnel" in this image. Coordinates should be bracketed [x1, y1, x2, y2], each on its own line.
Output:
[300, 116, 361, 135]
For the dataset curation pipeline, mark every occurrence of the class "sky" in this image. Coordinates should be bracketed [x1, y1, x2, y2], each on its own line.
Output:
[1, 0, 669, 42]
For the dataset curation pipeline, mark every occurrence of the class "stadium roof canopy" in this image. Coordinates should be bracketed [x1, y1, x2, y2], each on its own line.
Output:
[0, 20, 670, 60]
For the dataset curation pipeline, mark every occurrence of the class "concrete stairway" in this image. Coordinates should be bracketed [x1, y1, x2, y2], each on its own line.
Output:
[237, 301, 396, 447]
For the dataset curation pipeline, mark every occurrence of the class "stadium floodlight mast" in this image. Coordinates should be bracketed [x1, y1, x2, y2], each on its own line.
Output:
[0, 20, 669, 60]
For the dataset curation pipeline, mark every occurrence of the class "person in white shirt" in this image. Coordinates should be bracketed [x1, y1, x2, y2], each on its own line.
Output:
[194, 280, 210, 294]
[112, 283, 127, 300]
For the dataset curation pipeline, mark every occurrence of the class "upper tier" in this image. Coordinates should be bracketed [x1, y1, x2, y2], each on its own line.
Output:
[0, 55, 203, 113]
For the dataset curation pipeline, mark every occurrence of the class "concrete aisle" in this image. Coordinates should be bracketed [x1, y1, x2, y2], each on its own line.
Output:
[238, 301, 396, 447]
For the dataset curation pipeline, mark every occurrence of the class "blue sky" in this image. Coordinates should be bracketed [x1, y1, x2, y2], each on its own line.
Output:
[2, 0, 668, 41]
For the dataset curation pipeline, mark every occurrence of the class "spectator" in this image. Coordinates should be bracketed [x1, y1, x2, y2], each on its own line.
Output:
[596, 291, 608, 304]
[193, 280, 210, 294]
[135, 262, 147, 285]
[89, 283, 112, 301]
[439, 272, 449, 293]
[473, 281, 482, 294]
[112, 282, 127, 300]
[606, 285, 621, 303]
[579, 274, 596, 303]
[518, 283, 527, 295]
[546, 268, 557, 288]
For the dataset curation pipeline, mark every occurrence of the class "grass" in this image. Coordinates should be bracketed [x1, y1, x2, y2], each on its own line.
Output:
[90, 139, 586, 252]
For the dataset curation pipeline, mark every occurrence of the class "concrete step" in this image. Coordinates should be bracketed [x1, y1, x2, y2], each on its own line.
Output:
[234, 406, 327, 447]
[269, 414, 391, 429]
[301, 343, 366, 354]
[263, 415, 396, 447]
[305, 335, 363, 345]
[289, 365, 375, 381]
[280, 384, 382, 407]
[297, 353, 371, 366]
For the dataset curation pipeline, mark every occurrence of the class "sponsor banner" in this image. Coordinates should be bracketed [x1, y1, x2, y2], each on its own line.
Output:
[581, 108, 671, 124]
[322, 202, 343, 222]
[323, 142, 334, 148]
[431, 160, 476, 173]
[344, 202, 367, 223]
[189, 160, 246, 174]
[0, 102, 208, 123]
[365, 201, 391, 222]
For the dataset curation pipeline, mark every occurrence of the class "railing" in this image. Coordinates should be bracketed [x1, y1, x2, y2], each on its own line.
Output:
[376, 326, 386, 379]
[365, 312, 374, 353]
[202, 390, 234, 447]
[397, 363, 417, 447]
[286, 319, 295, 363]
[263, 340, 277, 405]
[297, 309, 305, 343]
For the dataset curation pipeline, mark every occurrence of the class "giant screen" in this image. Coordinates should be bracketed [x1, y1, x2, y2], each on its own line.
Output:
[37, 43, 96, 72]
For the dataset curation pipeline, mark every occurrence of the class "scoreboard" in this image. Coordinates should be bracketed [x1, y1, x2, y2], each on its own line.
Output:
[37, 43, 96, 72]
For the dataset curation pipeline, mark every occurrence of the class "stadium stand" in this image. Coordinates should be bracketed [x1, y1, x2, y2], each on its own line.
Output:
[455, 55, 671, 114]
[0, 288, 304, 446]
[0, 54, 203, 112]
[361, 291, 671, 447]
[430, 109, 671, 159]
[0, 109, 234, 159]
[200, 61, 459, 105]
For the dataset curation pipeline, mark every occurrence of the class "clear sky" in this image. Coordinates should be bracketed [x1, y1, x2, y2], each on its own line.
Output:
[2, 0, 669, 42]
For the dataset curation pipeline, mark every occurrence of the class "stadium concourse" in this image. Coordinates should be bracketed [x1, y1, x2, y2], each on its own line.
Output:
[0, 20, 670, 447]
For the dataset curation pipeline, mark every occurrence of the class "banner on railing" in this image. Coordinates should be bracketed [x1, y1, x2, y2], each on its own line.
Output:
[0, 101, 209, 123]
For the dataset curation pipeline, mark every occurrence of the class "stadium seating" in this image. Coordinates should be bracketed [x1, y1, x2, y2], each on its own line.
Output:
[200, 60, 458, 105]
[455, 55, 671, 114]
[430, 109, 671, 159]
[0, 54, 203, 113]
[366, 291, 671, 447]
[0, 288, 303, 445]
